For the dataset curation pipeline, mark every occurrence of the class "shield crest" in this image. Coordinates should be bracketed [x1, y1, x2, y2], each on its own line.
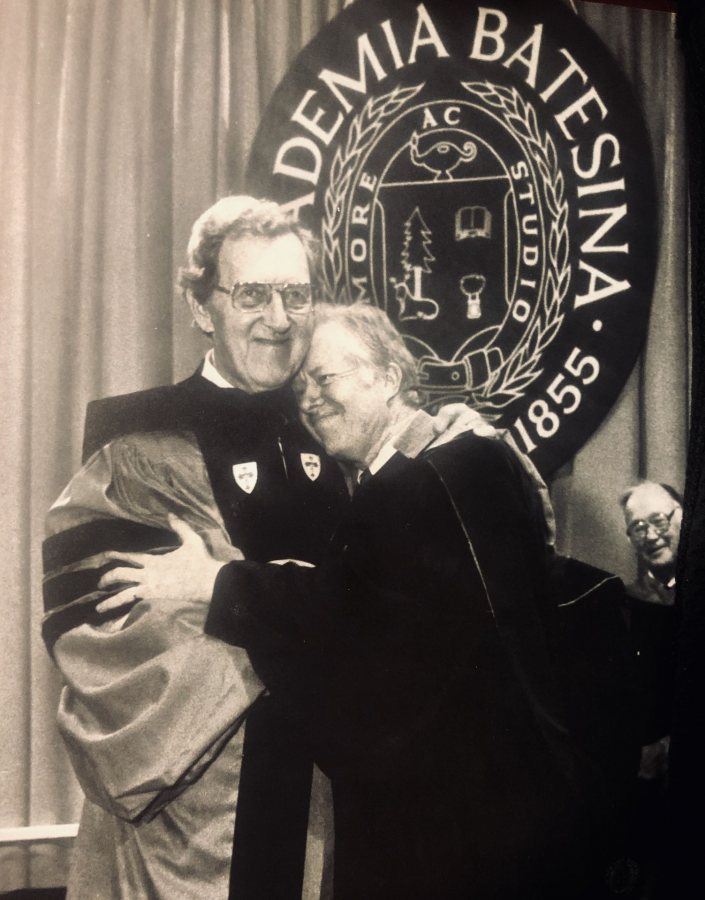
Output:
[232, 461, 258, 494]
[375, 131, 512, 367]
[300, 453, 321, 482]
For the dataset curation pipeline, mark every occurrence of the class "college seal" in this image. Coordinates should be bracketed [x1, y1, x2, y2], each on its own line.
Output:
[248, 0, 657, 474]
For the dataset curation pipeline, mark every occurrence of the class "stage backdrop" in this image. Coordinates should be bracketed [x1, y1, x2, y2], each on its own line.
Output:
[0, 0, 686, 891]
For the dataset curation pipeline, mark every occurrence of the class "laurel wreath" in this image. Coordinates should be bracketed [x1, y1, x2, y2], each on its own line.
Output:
[320, 80, 569, 415]
[321, 83, 423, 300]
[461, 81, 570, 413]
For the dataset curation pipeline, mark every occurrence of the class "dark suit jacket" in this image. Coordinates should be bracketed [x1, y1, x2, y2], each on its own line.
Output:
[206, 427, 599, 899]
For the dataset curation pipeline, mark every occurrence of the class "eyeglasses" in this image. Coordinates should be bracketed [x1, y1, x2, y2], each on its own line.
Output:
[295, 367, 359, 396]
[626, 509, 677, 541]
[213, 281, 314, 313]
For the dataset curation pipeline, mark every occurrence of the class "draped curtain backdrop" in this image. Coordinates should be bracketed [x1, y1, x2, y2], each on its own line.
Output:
[0, 0, 687, 891]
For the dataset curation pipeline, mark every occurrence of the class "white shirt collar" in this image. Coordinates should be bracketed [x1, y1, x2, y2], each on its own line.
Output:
[365, 441, 399, 478]
[201, 349, 236, 389]
[356, 411, 419, 483]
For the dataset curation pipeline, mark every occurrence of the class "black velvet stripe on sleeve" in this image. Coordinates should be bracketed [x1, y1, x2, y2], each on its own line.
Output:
[42, 518, 179, 652]
[43, 519, 178, 573]
[43, 564, 127, 613]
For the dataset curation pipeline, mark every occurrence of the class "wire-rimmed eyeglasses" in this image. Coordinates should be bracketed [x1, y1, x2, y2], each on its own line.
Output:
[626, 509, 677, 541]
[213, 281, 314, 313]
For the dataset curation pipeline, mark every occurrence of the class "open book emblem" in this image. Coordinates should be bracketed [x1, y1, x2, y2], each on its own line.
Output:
[232, 462, 258, 494]
[300, 453, 321, 482]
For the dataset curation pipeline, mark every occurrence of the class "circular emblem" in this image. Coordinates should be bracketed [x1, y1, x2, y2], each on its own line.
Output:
[248, 0, 657, 475]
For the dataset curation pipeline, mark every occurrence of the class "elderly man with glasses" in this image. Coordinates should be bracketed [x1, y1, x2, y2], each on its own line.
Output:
[42, 196, 483, 900]
[619, 481, 682, 775]
[618, 482, 682, 892]
[621, 482, 682, 607]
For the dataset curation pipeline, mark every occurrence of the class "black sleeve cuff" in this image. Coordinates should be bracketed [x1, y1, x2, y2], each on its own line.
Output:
[204, 561, 246, 645]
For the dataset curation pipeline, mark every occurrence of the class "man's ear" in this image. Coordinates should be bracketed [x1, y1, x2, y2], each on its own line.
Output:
[186, 292, 215, 335]
[383, 363, 403, 401]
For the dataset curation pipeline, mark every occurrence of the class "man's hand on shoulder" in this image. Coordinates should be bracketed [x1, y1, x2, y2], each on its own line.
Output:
[429, 402, 496, 447]
[96, 516, 227, 613]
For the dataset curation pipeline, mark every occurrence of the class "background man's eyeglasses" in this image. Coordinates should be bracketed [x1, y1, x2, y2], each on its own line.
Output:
[214, 281, 313, 313]
[627, 509, 677, 540]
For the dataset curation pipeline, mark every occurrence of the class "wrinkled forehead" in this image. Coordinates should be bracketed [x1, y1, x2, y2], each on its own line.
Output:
[624, 485, 680, 522]
[218, 232, 310, 284]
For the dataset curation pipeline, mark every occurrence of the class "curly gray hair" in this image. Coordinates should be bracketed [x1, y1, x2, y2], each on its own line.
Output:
[178, 196, 319, 305]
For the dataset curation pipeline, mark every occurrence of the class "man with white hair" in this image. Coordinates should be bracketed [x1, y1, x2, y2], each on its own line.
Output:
[619, 481, 682, 891]
[99, 303, 601, 899]
[43, 197, 480, 899]
[621, 481, 682, 607]
[620, 480, 681, 765]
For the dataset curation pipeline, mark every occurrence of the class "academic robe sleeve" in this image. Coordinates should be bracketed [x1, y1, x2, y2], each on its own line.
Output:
[54, 603, 264, 822]
[43, 435, 266, 822]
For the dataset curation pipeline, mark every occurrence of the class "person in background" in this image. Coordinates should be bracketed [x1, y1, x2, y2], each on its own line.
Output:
[619, 481, 682, 897]
[622, 482, 681, 605]
[620, 481, 682, 776]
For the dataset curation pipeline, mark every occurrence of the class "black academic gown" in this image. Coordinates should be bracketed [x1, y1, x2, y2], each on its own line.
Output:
[205, 427, 600, 900]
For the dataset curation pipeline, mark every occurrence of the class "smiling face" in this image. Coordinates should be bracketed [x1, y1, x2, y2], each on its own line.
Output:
[294, 321, 400, 468]
[189, 232, 313, 392]
[624, 483, 682, 573]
